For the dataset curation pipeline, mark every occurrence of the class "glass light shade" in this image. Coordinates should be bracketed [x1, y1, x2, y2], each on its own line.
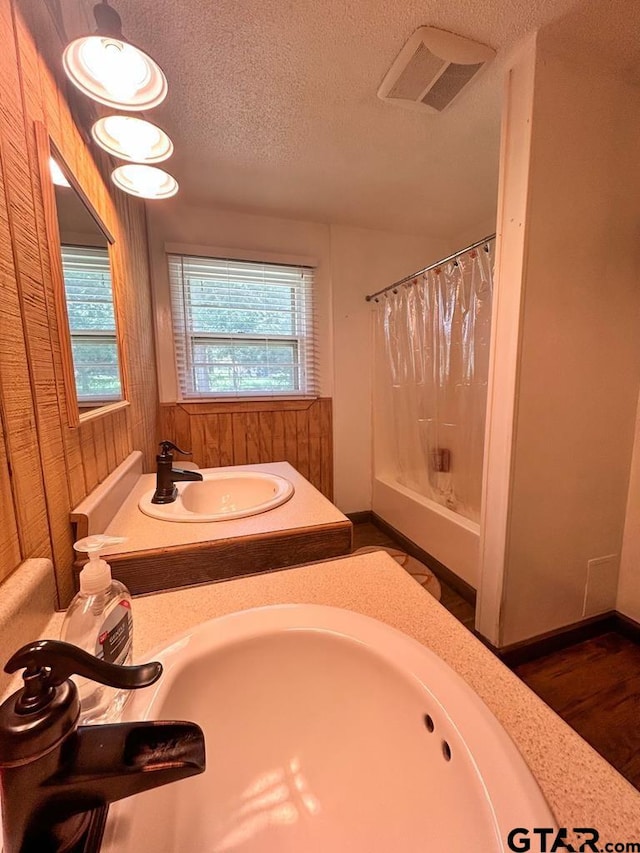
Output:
[111, 164, 178, 199]
[92, 116, 173, 163]
[63, 35, 168, 110]
[49, 157, 70, 187]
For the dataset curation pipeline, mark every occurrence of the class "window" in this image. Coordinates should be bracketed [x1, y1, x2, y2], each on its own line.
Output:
[168, 254, 317, 398]
[60, 245, 122, 404]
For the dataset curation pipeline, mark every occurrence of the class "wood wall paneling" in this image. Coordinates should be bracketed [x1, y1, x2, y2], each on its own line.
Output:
[159, 399, 334, 499]
[0, 1, 159, 601]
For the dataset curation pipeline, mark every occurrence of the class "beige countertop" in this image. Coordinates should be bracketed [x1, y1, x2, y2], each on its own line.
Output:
[101, 462, 348, 556]
[6, 552, 640, 843]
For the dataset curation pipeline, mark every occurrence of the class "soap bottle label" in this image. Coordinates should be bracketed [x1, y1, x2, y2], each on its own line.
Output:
[95, 600, 132, 665]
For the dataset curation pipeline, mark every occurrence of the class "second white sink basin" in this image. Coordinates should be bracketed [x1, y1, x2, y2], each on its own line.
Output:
[103, 605, 555, 852]
[139, 470, 294, 522]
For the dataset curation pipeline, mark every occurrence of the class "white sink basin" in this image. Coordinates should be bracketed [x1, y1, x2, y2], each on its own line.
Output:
[138, 470, 294, 522]
[103, 605, 555, 852]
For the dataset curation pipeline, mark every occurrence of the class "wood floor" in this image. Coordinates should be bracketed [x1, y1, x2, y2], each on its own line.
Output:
[352, 520, 640, 792]
[514, 633, 640, 790]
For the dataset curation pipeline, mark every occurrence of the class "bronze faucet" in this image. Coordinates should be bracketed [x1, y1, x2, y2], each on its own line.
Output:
[0, 639, 206, 852]
[152, 440, 203, 504]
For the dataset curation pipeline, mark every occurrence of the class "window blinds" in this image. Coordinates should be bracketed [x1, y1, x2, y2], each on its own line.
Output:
[168, 254, 318, 398]
[60, 245, 121, 402]
[61, 245, 115, 333]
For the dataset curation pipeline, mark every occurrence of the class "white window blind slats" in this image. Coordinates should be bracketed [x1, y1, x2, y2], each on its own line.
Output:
[60, 245, 122, 403]
[168, 254, 318, 399]
[61, 245, 116, 333]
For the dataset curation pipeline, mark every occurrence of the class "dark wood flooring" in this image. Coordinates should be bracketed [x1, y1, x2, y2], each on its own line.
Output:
[351, 521, 476, 631]
[514, 632, 640, 790]
[352, 520, 640, 792]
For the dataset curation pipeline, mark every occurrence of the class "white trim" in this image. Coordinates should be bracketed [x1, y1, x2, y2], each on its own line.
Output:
[476, 36, 536, 647]
[164, 242, 319, 270]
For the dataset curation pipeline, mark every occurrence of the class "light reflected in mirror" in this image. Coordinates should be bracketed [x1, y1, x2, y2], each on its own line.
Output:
[49, 151, 124, 415]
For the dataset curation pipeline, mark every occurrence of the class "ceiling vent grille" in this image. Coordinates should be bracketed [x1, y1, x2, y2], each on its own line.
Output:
[378, 27, 495, 114]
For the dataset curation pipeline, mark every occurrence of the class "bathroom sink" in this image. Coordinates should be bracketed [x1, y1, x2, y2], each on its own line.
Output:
[138, 470, 294, 522]
[102, 605, 555, 852]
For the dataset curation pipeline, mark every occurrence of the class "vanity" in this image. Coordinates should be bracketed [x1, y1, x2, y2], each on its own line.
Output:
[4, 550, 639, 850]
[70, 452, 352, 595]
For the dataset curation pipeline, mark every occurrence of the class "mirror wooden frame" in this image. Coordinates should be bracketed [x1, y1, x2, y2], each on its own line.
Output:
[35, 122, 129, 428]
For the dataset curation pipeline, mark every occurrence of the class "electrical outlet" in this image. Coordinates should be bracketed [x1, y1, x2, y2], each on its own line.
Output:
[582, 555, 619, 617]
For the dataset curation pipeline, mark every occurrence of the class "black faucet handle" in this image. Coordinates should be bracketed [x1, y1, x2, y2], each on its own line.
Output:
[158, 440, 192, 457]
[5, 640, 162, 714]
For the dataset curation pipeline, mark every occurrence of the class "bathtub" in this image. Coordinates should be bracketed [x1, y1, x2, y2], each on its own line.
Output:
[372, 474, 480, 589]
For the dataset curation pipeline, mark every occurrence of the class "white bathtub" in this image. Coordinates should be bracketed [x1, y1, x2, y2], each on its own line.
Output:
[372, 474, 480, 589]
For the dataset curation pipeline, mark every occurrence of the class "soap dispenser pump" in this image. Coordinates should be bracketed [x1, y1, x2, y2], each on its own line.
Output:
[61, 535, 134, 723]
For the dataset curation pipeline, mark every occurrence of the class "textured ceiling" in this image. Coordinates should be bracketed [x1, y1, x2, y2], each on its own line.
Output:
[99, 0, 586, 237]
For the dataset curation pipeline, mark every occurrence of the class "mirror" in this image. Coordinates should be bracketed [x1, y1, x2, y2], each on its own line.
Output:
[37, 124, 126, 426]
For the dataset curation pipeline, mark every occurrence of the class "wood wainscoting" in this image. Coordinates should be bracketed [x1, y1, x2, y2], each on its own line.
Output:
[0, 1, 158, 603]
[159, 399, 334, 499]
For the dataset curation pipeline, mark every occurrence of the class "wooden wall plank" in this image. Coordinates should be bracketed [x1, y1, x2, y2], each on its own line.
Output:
[218, 413, 234, 467]
[246, 412, 261, 464]
[308, 400, 322, 490]
[272, 409, 286, 463]
[232, 412, 248, 465]
[319, 398, 333, 499]
[295, 410, 310, 479]
[283, 409, 299, 471]
[258, 412, 273, 461]
[0, 409, 21, 579]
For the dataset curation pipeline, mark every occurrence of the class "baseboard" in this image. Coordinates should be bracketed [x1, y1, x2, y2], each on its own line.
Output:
[350, 512, 640, 661]
[480, 611, 618, 668]
[345, 510, 374, 524]
[370, 512, 477, 605]
[614, 612, 640, 643]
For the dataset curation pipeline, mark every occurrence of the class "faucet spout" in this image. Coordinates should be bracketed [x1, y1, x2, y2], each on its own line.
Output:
[61, 720, 206, 798]
[2, 721, 205, 852]
[170, 467, 204, 483]
[0, 641, 206, 853]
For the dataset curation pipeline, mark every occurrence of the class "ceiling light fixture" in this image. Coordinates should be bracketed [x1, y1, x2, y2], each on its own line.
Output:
[92, 116, 174, 164]
[111, 164, 178, 200]
[63, 2, 168, 110]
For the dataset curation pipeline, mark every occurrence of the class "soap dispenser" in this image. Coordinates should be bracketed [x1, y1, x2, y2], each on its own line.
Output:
[61, 534, 133, 723]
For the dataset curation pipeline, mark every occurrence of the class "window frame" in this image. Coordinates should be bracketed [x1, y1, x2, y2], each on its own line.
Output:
[167, 250, 318, 401]
[60, 244, 123, 407]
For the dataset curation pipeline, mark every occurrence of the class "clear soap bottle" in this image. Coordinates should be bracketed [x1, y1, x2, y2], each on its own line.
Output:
[61, 534, 133, 723]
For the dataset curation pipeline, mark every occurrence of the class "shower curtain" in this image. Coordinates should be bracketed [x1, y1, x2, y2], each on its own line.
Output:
[375, 244, 494, 523]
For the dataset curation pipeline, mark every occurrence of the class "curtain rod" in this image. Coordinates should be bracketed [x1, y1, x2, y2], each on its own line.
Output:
[364, 233, 496, 302]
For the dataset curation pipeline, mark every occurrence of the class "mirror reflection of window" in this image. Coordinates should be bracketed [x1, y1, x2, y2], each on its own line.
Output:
[52, 164, 123, 411]
[59, 245, 122, 404]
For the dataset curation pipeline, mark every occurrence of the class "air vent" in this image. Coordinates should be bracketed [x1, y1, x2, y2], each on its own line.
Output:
[378, 27, 495, 114]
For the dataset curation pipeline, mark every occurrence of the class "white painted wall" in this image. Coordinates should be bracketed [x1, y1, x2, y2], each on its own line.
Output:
[146, 203, 450, 513]
[478, 35, 640, 646]
[329, 224, 450, 512]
